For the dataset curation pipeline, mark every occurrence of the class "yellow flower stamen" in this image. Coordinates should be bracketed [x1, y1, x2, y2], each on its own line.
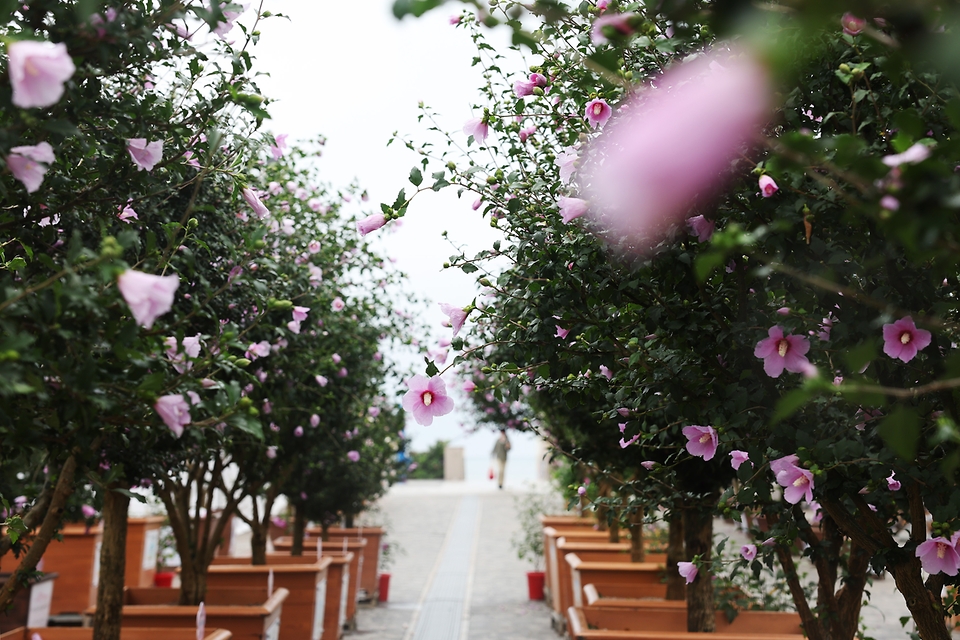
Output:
[422, 391, 434, 407]
[777, 339, 789, 357]
[900, 332, 911, 345]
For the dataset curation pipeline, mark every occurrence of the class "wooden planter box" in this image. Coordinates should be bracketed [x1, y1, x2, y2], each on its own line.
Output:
[313, 527, 383, 601]
[0, 524, 103, 615]
[565, 553, 666, 629]
[555, 542, 666, 619]
[271, 538, 365, 628]
[0, 572, 57, 633]
[207, 555, 332, 640]
[82, 587, 287, 640]
[566, 606, 805, 639]
[1, 628, 232, 640]
[321, 554, 352, 640]
[539, 515, 596, 528]
[125, 517, 164, 588]
[543, 526, 609, 609]
[583, 583, 672, 605]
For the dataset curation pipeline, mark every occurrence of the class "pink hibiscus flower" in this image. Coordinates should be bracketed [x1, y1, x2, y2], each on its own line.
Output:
[754, 326, 812, 378]
[401, 375, 455, 426]
[882, 316, 931, 363]
[915, 537, 960, 576]
[126, 138, 164, 172]
[8, 40, 76, 108]
[584, 98, 612, 129]
[440, 303, 468, 337]
[117, 270, 179, 329]
[7, 142, 55, 193]
[154, 394, 191, 437]
[682, 425, 718, 461]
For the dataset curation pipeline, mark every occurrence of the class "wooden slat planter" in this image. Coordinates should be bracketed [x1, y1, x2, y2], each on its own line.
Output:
[0, 628, 232, 640]
[312, 527, 383, 601]
[543, 526, 607, 610]
[538, 515, 596, 528]
[82, 587, 287, 640]
[125, 517, 164, 588]
[583, 583, 673, 605]
[566, 606, 805, 639]
[207, 555, 332, 640]
[0, 572, 57, 633]
[1, 524, 103, 615]
[556, 544, 666, 620]
[271, 539, 365, 629]
[565, 554, 665, 622]
[320, 554, 352, 640]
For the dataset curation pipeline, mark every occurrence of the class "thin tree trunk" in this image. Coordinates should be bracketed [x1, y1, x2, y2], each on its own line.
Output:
[683, 503, 715, 632]
[344, 513, 355, 528]
[250, 524, 267, 565]
[321, 523, 330, 543]
[0, 455, 77, 613]
[629, 508, 645, 562]
[291, 503, 306, 556]
[93, 485, 130, 640]
[665, 511, 685, 601]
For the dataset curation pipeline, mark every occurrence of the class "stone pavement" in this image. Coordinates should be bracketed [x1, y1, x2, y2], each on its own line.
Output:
[351, 480, 556, 640]
[345, 479, 943, 640]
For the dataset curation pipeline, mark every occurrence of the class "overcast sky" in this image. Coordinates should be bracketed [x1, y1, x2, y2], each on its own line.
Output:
[249, 1, 544, 482]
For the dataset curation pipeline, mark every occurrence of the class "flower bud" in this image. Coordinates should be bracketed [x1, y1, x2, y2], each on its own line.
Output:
[235, 357, 251, 367]
[187, 217, 199, 229]
[100, 236, 123, 259]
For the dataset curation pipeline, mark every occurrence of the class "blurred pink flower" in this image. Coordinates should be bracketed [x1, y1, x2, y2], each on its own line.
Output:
[887, 472, 901, 491]
[155, 394, 191, 437]
[308, 240, 321, 254]
[337, 367, 348, 378]
[759, 175, 778, 197]
[677, 562, 698, 584]
[519, 125, 536, 143]
[730, 450, 749, 470]
[882, 316, 931, 363]
[754, 326, 811, 378]
[347, 451, 360, 462]
[580, 49, 770, 252]
[640, 461, 655, 470]
[841, 13, 866, 35]
[558, 197, 588, 224]
[8, 40, 75, 108]
[514, 78, 535, 98]
[740, 544, 757, 561]
[591, 13, 635, 45]
[266, 446, 277, 459]
[118, 201, 139, 223]
[294, 426, 304, 437]
[126, 138, 163, 172]
[81, 504, 97, 518]
[686, 215, 714, 242]
[883, 143, 930, 167]
[463, 118, 489, 144]
[117, 270, 179, 329]
[246, 341, 271, 359]
[584, 98, 612, 129]
[916, 537, 960, 576]
[462, 380, 476, 393]
[315, 375, 328, 387]
[331, 297, 345, 311]
[242, 187, 270, 219]
[292, 306, 310, 322]
[286, 320, 301, 334]
[7, 142, 55, 193]
[880, 195, 900, 211]
[555, 147, 578, 184]
[270, 133, 289, 160]
[577, 486, 587, 496]
[440, 303, 468, 337]
[402, 375, 455, 426]
[357, 213, 387, 236]
[682, 425, 718, 461]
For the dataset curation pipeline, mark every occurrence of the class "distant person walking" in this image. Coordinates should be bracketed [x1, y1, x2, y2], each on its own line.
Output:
[492, 430, 511, 489]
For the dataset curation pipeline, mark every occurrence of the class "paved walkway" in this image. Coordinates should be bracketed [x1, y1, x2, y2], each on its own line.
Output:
[348, 480, 935, 640]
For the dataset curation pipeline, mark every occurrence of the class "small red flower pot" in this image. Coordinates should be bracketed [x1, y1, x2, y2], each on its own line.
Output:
[378, 573, 391, 603]
[526, 571, 545, 600]
[153, 571, 175, 588]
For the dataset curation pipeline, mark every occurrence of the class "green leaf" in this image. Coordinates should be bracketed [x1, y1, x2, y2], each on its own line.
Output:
[877, 406, 921, 461]
[424, 358, 440, 377]
[409, 167, 423, 187]
[461, 263, 478, 274]
[114, 488, 147, 504]
[392, 0, 446, 19]
[843, 342, 877, 373]
[228, 412, 263, 439]
[137, 372, 166, 394]
[772, 388, 814, 422]
[694, 251, 726, 281]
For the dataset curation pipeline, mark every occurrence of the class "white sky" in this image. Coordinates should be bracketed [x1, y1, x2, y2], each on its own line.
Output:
[250, 1, 544, 482]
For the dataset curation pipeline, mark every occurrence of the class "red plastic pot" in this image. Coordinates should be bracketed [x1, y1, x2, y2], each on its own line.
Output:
[378, 573, 391, 603]
[526, 571, 545, 600]
[153, 571, 175, 588]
